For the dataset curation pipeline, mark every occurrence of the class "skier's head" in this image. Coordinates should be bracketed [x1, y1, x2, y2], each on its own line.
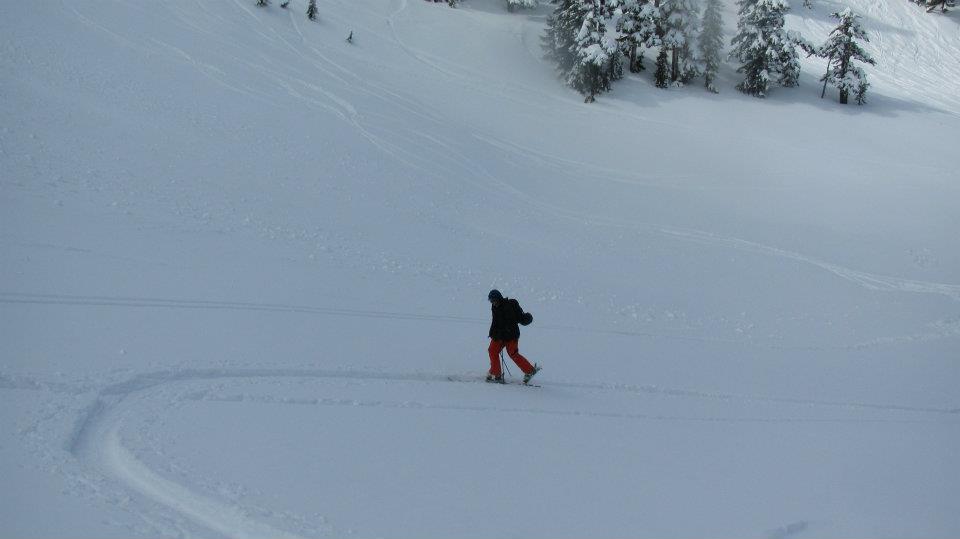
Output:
[488, 289, 503, 305]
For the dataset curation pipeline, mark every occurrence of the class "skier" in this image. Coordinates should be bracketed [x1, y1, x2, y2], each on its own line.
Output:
[486, 289, 540, 384]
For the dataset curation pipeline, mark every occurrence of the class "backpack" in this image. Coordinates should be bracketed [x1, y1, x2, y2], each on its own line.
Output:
[510, 298, 533, 326]
[507, 298, 533, 326]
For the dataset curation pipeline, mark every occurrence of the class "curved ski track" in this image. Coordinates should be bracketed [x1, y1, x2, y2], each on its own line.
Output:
[15, 364, 939, 538]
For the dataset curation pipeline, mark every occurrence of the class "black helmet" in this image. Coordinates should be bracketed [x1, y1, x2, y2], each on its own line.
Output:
[487, 289, 503, 302]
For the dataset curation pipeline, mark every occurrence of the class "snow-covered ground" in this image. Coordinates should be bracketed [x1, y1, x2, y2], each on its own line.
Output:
[1, 0, 958, 537]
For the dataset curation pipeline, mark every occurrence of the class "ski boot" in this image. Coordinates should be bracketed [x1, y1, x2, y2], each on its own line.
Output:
[486, 374, 505, 384]
[522, 364, 541, 385]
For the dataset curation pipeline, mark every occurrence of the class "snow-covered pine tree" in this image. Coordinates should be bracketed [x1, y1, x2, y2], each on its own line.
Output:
[608, 0, 647, 72]
[632, 0, 668, 86]
[662, 0, 700, 84]
[654, 46, 669, 87]
[567, 0, 621, 102]
[816, 8, 876, 104]
[256, 0, 269, 7]
[507, 0, 539, 11]
[924, 0, 950, 13]
[307, 0, 318, 20]
[778, 23, 814, 88]
[698, 0, 724, 92]
[907, 0, 952, 13]
[729, 0, 808, 97]
[280, 0, 290, 8]
[542, 0, 583, 78]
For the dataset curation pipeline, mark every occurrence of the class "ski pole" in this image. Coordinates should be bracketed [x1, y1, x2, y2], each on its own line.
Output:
[500, 350, 512, 378]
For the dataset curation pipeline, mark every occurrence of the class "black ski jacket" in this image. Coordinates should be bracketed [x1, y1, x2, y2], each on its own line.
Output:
[489, 297, 524, 341]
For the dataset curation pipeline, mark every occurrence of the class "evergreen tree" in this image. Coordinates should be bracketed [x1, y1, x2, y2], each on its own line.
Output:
[635, 0, 668, 86]
[907, 0, 950, 12]
[542, 0, 583, 78]
[816, 8, 876, 104]
[567, 0, 621, 101]
[662, 0, 700, 84]
[608, 0, 662, 74]
[307, 0, 318, 20]
[729, 0, 810, 97]
[507, 0, 539, 11]
[608, 0, 647, 72]
[654, 46, 670, 87]
[924, 0, 950, 13]
[256, 0, 269, 6]
[638, 0, 665, 49]
[698, 0, 724, 92]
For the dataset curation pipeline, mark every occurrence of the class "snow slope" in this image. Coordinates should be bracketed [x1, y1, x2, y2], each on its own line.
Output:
[1, 0, 958, 537]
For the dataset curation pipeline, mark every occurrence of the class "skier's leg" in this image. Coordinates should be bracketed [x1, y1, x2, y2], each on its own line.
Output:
[505, 339, 534, 374]
[488, 340, 505, 376]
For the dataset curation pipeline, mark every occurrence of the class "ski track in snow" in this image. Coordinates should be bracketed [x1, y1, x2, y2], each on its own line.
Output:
[858, 0, 960, 114]
[653, 227, 960, 302]
[101, 425, 305, 539]
[385, 0, 575, 114]
[0, 292, 486, 325]
[1, 365, 952, 537]
[0, 367, 960, 538]
[67, 377, 309, 539]
[468, 133, 960, 303]
[4, 292, 958, 352]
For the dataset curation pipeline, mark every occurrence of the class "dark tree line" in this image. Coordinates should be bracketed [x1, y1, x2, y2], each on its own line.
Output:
[908, 0, 954, 14]
[543, 0, 876, 105]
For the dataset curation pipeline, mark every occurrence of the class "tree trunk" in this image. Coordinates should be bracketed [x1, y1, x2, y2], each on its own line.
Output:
[839, 41, 851, 104]
[821, 54, 832, 98]
[671, 47, 679, 82]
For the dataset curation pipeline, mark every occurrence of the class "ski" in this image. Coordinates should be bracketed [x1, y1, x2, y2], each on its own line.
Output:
[446, 375, 540, 388]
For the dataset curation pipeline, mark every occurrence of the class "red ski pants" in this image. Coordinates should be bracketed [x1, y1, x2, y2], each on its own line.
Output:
[488, 339, 534, 377]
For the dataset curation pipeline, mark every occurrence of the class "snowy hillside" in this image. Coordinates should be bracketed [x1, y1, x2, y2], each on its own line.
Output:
[1, 0, 958, 537]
